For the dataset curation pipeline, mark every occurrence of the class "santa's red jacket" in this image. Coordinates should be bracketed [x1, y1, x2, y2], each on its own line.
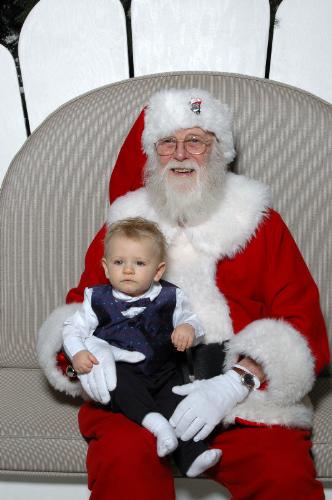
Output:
[37, 109, 330, 428]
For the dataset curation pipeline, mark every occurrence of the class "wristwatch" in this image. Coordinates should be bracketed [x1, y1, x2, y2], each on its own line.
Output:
[232, 364, 260, 390]
[66, 364, 78, 379]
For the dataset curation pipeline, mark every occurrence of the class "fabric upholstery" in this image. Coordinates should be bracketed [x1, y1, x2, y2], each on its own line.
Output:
[0, 71, 331, 476]
[311, 377, 332, 479]
[0, 368, 86, 475]
[0, 368, 330, 477]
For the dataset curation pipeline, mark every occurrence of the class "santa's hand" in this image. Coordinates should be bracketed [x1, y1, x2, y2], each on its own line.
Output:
[170, 371, 250, 441]
[109, 344, 146, 364]
[79, 337, 145, 404]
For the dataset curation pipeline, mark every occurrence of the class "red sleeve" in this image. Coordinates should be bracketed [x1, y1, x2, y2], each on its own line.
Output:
[263, 211, 330, 374]
[216, 210, 330, 374]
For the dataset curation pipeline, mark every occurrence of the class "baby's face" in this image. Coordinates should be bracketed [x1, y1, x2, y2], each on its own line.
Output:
[102, 234, 165, 297]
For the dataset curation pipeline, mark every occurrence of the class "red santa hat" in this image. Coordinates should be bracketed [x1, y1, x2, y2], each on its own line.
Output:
[109, 88, 235, 204]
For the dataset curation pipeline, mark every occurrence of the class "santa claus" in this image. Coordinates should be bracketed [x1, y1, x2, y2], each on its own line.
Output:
[37, 88, 329, 499]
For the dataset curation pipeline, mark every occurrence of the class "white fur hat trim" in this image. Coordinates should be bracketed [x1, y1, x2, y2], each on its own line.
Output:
[142, 88, 236, 164]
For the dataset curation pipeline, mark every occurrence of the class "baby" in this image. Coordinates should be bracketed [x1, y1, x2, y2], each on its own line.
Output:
[62, 217, 221, 477]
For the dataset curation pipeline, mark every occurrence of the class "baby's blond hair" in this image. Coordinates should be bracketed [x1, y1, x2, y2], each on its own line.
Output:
[104, 217, 167, 261]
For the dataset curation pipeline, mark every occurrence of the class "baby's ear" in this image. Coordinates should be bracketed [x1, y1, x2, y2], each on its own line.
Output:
[154, 262, 166, 282]
[101, 257, 109, 279]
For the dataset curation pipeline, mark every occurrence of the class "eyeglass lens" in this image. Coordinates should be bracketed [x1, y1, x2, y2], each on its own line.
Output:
[156, 136, 208, 155]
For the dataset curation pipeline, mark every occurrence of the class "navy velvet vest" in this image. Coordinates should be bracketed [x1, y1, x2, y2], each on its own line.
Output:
[91, 280, 177, 375]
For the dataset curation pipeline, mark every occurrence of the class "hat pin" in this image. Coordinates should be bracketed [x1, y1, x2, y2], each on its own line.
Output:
[189, 97, 202, 115]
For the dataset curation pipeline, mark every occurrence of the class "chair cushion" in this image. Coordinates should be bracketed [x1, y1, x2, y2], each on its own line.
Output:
[0, 368, 86, 476]
[0, 367, 331, 478]
[311, 377, 332, 479]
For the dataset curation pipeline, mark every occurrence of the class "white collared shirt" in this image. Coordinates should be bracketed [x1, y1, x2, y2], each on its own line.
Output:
[63, 282, 205, 358]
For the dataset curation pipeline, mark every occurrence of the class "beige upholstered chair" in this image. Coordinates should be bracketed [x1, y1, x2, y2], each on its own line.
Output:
[0, 72, 331, 483]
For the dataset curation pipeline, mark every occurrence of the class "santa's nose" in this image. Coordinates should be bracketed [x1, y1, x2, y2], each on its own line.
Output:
[173, 141, 187, 161]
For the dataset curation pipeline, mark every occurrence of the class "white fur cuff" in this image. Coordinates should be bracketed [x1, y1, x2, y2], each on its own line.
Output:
[224, 319, 315, 406]
[37, 303, 83, 397]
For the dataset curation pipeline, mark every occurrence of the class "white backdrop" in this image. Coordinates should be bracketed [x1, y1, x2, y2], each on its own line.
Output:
[2, 0, 332, 184]
[270, 0, 332, 103]
[0, 45, 27, 184]
[0, 477, 231, 500]
[19, 0, 129, 131]
[1, 477, 332, 499]
[131, 0, 270, 77]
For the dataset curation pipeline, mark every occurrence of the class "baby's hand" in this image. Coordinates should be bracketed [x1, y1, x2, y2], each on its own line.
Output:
[72, 350, 99, 374]
[171, 324, 195, 352]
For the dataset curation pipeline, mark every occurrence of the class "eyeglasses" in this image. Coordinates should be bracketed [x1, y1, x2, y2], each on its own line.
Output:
[155, 134, 213, 156]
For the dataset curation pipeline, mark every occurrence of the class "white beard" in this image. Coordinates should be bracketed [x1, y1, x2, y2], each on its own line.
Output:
[144, 147, 227, 226]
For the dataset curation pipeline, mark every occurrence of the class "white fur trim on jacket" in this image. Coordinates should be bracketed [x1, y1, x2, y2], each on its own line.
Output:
[222, 319, 316, 428]
[142, 88, 236, 164]
[37, 303, 83, 397]
[108, 173, 271, 260]
[107, 173, 271, 344]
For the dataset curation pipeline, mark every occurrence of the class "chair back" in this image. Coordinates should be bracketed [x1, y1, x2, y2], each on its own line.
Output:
[1, 72, 331, 369]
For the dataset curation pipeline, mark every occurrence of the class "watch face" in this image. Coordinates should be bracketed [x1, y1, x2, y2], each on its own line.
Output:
[66, 365, 77, 379]
[242, 373, 255, 390]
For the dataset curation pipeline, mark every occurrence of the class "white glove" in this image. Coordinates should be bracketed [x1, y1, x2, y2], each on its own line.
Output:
[169, 370, 249, 442]
[78, 337, 145, 404]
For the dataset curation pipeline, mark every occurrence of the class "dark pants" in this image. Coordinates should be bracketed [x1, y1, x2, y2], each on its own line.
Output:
[109, 362, 208, 474]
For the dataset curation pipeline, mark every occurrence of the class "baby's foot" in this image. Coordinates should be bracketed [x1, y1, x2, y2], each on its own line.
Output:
[186, 449, 222, 477]
[142, 412, 178, 457]
[156, 428, 178, 457]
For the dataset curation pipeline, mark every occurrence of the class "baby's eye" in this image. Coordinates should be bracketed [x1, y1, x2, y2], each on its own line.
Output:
[113, 259, 123, 265]
[136, 261, 146, 266]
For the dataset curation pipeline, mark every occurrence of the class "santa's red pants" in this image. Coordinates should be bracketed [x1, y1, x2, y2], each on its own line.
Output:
[79, 402, 324, 500]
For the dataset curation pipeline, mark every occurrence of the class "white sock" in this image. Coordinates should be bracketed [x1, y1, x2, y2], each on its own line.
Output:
[142, 412, 178, 457]
[186, 449, 222, 477]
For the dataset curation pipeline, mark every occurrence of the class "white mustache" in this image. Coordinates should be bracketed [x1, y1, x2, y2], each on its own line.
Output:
[164, 159, 199, 173]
